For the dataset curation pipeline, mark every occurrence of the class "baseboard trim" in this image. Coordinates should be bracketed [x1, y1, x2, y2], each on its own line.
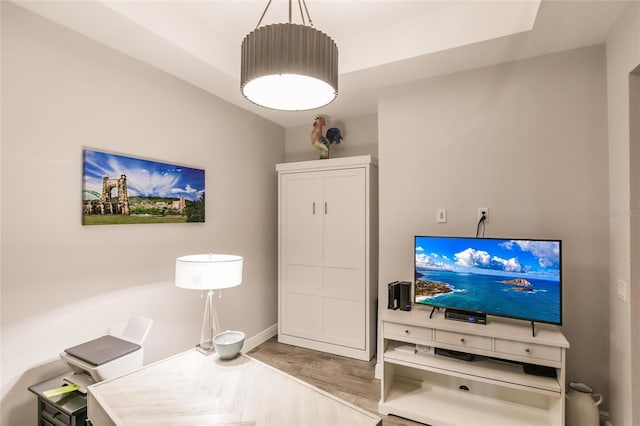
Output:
[374, 362, 383, 379]
[278, 333, 374, 361]
[244, 323, 278, 353]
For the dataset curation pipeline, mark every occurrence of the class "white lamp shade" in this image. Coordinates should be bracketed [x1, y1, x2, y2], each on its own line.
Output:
[175, 254, 243, 290]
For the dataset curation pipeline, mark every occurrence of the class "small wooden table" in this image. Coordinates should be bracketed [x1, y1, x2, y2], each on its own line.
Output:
[88, 349, 381, 425]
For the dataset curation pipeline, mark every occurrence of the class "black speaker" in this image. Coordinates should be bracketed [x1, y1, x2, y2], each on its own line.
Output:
[397, 281, 412, 311]
[388, 281, 411, 311]
[387, 282, 400, 309]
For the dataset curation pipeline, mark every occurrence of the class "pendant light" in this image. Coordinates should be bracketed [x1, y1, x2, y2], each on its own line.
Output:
[240, 0, 338, 111]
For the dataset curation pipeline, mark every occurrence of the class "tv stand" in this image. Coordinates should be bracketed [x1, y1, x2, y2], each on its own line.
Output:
[379, 308, 569, 426]
[428, 306, 439, 319]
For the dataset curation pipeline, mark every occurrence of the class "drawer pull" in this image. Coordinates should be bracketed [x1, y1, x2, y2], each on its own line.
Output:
[525, 348, 531, 353]
[460, 338, 466, 343]
[404, 330, 410, 334]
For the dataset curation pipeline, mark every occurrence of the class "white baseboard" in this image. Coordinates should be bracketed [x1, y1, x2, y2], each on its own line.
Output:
[278, 333, 374, 361]
[375, 362, 383, 379]
[243, 323, 278, 353]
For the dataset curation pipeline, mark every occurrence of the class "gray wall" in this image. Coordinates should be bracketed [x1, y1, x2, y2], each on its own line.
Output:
[606, 2, 640, 424]
[377, 45, 610, 406]
[0, 3, 283, 424]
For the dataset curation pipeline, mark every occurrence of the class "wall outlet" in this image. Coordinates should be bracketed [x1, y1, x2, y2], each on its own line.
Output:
[437, 208, 447, 223]
[477, 208, 489, 223]
[617, 279, 627, 302]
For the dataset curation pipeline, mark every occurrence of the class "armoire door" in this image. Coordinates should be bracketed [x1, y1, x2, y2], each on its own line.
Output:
[280, 172, 324, 340]
[321, 168, 366, 349]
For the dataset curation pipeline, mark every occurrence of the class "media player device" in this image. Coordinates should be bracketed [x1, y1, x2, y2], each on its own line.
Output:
[435, 347, 475, 362]
[523, 363, 557, 378]
[445, 308, 487, 324]
[387, 281, 411, 311]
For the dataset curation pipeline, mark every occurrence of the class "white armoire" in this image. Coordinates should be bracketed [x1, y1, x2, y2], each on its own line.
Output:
[276, 155, 378, 361]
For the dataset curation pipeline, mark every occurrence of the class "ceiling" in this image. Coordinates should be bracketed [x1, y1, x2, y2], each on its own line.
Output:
[14, 0, 629, 128]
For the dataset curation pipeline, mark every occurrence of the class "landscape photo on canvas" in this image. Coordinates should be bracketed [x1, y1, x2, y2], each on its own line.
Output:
[82, 149, 205, 225]
[414, 237, 561, 324]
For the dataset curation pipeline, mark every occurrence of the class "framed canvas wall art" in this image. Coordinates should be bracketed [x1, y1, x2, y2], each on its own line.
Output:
[82, 149, 205, 225]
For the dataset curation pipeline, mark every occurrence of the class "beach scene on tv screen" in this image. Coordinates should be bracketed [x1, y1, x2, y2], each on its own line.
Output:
[415, 237, 561, 324]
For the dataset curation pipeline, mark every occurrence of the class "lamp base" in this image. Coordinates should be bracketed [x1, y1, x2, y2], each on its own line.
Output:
[195, 289, 219, 356]
[196, 342, 216, 356]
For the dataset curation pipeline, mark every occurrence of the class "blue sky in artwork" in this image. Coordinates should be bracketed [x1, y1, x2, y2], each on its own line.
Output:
[83, 149, 205, 201]
[415, 237, 560, 281]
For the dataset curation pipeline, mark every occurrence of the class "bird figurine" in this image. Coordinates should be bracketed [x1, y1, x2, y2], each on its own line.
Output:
[326, 127, 343, 146]
[311, 116, 342, 159]
[311, 116, 330, 159]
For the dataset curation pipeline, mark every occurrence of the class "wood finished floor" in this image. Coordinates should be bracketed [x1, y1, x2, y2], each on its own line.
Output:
[248, 336, 424, 426]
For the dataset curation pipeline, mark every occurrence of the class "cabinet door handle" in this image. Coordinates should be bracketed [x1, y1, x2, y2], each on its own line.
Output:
[325, 202, 328, 214]
[313, 202, 316, 214]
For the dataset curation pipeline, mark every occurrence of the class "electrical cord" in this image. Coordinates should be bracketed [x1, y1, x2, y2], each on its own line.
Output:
[476, 212, 487, 238]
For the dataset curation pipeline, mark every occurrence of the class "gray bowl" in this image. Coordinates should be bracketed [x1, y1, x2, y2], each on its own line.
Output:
[213, 330, 245, 360]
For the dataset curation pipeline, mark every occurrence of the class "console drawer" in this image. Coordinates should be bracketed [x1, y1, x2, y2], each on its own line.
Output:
[494, 339, 562, 362]
[384, 322, 433, 343]
[40, 400, 71, 426]
[435, 330, 492, 351]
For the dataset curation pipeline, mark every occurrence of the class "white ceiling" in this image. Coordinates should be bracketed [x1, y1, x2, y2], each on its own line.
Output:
[14, 0, 629, 128]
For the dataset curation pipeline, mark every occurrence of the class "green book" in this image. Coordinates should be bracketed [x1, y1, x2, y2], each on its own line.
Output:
[43, 384, 80, 398]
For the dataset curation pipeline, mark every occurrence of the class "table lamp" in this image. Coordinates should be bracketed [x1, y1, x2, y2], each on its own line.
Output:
[175, 253, 243, 355]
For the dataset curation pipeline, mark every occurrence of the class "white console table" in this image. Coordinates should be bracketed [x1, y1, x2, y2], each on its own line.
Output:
[379, 308, 569, 426]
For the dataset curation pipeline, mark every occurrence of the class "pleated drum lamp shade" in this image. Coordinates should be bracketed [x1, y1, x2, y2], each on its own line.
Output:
[240, 23, 338, 111]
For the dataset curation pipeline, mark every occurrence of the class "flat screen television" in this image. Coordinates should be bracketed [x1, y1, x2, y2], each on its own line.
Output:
[414, 236, 562, 325]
